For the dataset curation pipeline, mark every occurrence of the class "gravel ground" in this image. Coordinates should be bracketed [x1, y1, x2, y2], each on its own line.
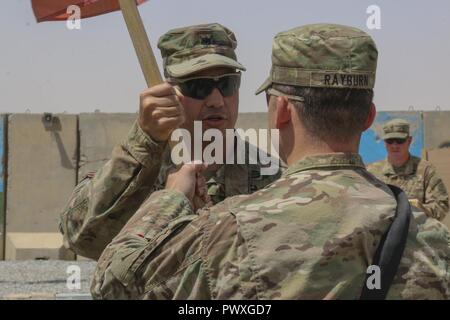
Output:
[0, 260, 96, 299]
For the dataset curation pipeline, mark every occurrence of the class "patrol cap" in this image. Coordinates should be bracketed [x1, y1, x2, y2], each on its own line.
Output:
[158, 23, 246, 78]
[381, 119, 410, 140]
[256, 23, 378, 94]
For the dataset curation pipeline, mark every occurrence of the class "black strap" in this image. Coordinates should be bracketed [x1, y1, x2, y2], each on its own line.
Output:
[360, 184, 411, 300]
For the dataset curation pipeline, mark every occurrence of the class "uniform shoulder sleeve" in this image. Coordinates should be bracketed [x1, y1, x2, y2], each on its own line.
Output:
[419, 160, 449, 220]
[388, 213, 450, 299]
[91, 190, 242, 299]
[59, 121, 168, 260]
[366, 160, 386, 176]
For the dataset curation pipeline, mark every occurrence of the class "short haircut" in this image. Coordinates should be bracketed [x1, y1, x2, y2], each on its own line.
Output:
[272, 84, 374, 143]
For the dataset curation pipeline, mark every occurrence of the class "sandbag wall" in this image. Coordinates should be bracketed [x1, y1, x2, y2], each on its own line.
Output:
[0, 111, 449, 260]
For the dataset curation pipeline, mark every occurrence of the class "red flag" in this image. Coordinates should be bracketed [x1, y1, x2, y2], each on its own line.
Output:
[32, 0, 147, 22]
[31, 0, 162, 87]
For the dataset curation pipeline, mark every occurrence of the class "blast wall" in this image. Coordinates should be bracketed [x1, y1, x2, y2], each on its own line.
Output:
[0, 111, 449, 259]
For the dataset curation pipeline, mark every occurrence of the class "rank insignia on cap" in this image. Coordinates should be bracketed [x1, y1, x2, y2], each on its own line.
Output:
[200, 34, 212, 45]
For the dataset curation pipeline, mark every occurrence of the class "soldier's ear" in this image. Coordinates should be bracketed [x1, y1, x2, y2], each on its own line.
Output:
[363, 103, 376, 131]
[407, 136, 413, 146]
[275, 96, 291, 129]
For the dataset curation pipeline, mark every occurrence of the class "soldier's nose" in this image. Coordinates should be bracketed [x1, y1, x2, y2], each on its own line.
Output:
[204, 88, 225, 109]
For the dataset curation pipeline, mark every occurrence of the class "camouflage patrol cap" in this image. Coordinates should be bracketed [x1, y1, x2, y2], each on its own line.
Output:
[381, 119, 410, 140]
[255, 24, 378, 94]
[157, 23, 246, 78]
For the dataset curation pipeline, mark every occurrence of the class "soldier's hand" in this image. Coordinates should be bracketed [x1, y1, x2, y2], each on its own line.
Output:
[409, 198, 420, 208]
[138, 82, 185, 142]
[409, 198, 432, 216]
[193, 172, 212, 211]
[166, 162, 207, 208]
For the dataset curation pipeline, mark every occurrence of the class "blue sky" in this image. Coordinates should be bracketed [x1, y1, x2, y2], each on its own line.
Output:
[1, 0, 449, 113]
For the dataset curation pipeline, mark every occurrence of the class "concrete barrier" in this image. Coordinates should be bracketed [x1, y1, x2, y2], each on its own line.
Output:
[236, 112, 275, 155]
[5, 232, 73, 260]
[0, 115, 5, 260]
[236, 112, 268, 130]
[78, 113, 136, 181]
[1, 111, 449, 261]
[5, 114, 77, 260]
[423, 111, 450, 150]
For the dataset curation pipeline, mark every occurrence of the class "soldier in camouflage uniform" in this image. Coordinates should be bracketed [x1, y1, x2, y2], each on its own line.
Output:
[59, 23, 281, 260]
[91, 24, 450, 299]
[367, 119, 449, 221]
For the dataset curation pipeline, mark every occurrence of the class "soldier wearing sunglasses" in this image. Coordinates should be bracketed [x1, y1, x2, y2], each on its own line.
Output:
[368, 119, 449, 221]
[59, 23, 281, 260]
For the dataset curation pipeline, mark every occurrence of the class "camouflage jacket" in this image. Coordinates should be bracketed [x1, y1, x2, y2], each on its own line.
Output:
[367, 155, 449, 221]
[59, 121, 281, 260]
[91, 153, 450, 299]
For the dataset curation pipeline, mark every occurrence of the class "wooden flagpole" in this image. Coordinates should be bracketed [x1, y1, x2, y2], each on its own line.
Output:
[118, 0, 163, 87]
[119, 0, 186, 156]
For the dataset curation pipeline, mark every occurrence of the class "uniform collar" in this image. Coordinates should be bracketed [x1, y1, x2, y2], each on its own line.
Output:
[283, 153, 366, 177]
[163, 137, 247, 197]
[382, 154, 416, 176]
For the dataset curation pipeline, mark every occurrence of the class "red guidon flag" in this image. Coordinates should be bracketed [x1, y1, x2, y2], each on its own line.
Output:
[32, 0, 148, 22]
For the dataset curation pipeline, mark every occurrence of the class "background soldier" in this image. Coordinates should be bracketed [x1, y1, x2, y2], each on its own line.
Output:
[59, 23, 281, 260]
[368, 119, 449, 220]
[91, 24, 450, 300]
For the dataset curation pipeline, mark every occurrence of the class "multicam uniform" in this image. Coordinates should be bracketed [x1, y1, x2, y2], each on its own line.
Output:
[368, 155, 449, 221]
[59, 23, 281, 260]
[91, 153, 450, 299]
[59, 122, 280, 260]
[91, 23, 450, 300]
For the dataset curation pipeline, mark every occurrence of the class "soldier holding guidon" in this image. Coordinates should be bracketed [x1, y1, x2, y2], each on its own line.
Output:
[59, 23, 281, 260]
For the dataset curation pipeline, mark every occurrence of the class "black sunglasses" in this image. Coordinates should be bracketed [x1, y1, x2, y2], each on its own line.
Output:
[169, 72, 241, 100]
[385, 138, 407, 145]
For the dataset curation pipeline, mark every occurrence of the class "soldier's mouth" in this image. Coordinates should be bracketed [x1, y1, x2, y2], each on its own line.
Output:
[202, 115, 227, 121]
[201, 115, 228, 127]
